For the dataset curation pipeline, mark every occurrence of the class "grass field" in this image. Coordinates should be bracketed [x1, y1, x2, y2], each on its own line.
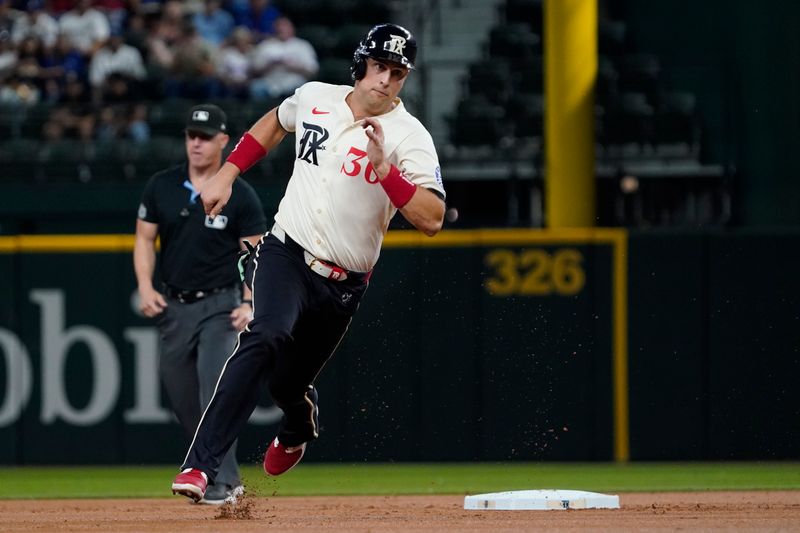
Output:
[1, 462, 798, 499]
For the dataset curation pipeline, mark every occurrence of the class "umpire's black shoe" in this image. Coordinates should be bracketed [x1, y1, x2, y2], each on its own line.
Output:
[199, 483, 244, 505]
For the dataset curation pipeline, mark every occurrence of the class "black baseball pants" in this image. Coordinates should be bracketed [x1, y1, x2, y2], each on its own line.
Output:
[181, 231, 369, 483]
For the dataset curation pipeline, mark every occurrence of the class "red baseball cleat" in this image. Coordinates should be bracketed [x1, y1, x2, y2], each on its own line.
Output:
[172, 468, 208, 502]
[263, 437, 306, 476]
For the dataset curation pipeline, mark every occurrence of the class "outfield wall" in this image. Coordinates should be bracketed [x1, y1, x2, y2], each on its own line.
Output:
[0, 229, 796, 464]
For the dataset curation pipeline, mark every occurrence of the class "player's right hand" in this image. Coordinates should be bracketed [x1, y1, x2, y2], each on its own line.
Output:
[138, 287, 168, 317]
[362, 117, 390, 179]
[201, 164, 237, 218]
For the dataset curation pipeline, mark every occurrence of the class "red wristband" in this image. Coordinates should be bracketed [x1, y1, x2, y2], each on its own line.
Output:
[380, 165, 416, 208]
[226, 132, 267, 173]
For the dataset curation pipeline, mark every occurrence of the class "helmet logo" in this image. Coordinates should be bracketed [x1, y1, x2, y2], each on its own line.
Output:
[383, 35, 407, 56]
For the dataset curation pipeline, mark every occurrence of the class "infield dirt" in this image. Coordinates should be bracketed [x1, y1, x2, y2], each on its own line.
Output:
[2, 491, 798, 532]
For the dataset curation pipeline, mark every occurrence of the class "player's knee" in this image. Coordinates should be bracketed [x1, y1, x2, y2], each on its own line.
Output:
[268, 381, 315, 411]
[246, 318, 292, 354]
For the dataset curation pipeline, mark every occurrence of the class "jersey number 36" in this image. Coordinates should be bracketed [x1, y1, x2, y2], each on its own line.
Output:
[341, 147, 379, 184]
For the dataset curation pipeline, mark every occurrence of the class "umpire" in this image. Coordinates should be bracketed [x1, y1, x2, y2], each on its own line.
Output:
[133, 104, 267, 504]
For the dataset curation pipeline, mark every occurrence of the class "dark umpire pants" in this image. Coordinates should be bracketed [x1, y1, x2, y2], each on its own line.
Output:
[158, 287, 242, 487]
[181, 231, 369, 483]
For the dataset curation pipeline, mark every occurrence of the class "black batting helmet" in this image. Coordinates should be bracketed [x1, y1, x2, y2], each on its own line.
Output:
[351, 23, 417, 81]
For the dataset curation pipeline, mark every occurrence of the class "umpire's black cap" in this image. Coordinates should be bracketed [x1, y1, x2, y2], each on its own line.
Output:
[185, 104, 228, 136]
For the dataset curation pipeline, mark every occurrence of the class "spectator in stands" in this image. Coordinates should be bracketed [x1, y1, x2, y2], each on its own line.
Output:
[249, 16, 317, 99]
[125, 102, 150, 142]
[93, 0, 129, 36]
[103, 70, 137, 102]
[42, 75, 95, 141]
[95, 101, 150, 143]
[193, 0, 234, 46]
[0, 31, 17, 81]
[235, 0, 280, 40]
[122, 11, 149, 60]
[13, 34, 44, 89]
[147, 1, 185, 67]
[39, 34, 87, 102]
[145, 5, 184, 80]
[11, 0, 58, 51]
[58, 0, 111, 57]
[88, 30, 146, 103]
[94, 102, 122, 141]
[163, 21, 221, 99]
[216, 25, 252, 99]
[0, 73, 40, 104]
[159, 1, 186, 39]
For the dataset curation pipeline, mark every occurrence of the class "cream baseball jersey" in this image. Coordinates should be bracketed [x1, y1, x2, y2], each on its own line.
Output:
[273, 81, 445, 272]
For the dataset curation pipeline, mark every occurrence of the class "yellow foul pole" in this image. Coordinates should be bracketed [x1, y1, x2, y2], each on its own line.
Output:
[544, 0, 597, 227]
[544, 1, 630, 463]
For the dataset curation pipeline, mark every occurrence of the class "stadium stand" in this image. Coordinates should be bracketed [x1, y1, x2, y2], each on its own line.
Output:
[0, 0, 729, 227]
[436, 0, 729, 226]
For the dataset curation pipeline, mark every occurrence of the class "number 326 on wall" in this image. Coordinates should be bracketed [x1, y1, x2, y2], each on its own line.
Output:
[484, 248, 586, 296]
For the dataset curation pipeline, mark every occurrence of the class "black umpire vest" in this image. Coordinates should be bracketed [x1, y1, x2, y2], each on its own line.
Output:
[137, 164, 267, 291]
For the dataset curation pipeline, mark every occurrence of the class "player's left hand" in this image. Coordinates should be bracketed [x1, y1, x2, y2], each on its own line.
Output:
[362, 117, 390, 179]
[230, 303, 253, 331]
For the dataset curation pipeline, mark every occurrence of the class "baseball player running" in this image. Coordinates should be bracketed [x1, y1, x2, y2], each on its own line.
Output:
[172, 23, 445, 502]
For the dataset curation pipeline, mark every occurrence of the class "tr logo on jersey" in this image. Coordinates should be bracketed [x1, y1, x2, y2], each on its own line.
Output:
[384, 34, 407, 55]
[298, 122, 329, 166]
